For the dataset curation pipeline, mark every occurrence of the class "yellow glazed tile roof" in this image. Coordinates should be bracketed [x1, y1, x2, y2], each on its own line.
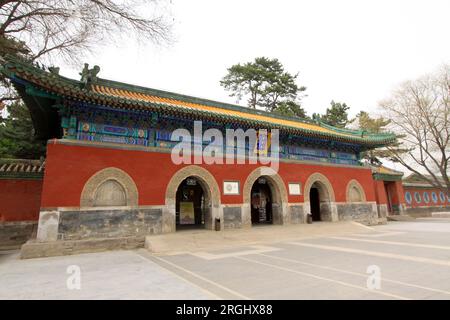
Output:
[93, 85, 353, 138]
[371, 165, 404, 176]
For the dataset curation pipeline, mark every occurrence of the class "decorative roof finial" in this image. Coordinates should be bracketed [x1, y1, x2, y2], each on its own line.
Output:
[79, 63, 100, 89]
[48, 66, 60, 75]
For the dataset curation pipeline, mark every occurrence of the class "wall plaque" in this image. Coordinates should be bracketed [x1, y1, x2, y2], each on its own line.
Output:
[223, 181, 240, 195]
[288, 183, 301, 195]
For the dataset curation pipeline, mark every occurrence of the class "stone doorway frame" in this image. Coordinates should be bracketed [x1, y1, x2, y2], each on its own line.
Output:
[304, 172, 338, 222]
[242, 167, 288, 227]
[164, 165, 221, 233]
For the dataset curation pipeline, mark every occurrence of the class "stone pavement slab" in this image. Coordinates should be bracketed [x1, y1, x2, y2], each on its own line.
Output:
[2, 219, 450, 300]
[0, 250, 215, 300]
[145, 221, 372, 254]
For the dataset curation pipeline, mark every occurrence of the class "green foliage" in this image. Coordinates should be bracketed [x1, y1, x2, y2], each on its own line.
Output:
[355, 111, 402, 165]
[0, 102, 46, 159]
[220, 57, 307, 115]
[357, 111, 391, 133]
[272, 100, 307, 118]
[320, 100, 351, 128]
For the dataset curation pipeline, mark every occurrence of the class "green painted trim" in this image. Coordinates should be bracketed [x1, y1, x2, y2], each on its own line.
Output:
[373, 173, 403, 181]
[402, 184, 440, 190]
[25, 86, 58, 99]
[0, 173, 44, 180]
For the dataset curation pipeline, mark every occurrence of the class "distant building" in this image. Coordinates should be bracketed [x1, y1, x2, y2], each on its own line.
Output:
[402, 174, 449, 216]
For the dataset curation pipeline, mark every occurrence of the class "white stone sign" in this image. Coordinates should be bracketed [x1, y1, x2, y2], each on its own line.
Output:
[288, 183, 301, 195]
[223, 181, 240, 195]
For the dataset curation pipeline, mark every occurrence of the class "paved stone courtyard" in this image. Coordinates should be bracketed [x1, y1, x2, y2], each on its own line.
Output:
[1, 218, 450, 300]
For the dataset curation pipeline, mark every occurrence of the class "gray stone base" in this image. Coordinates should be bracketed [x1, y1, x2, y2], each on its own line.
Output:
[376, 204, 388, 219]
[59, 208, 162, 240]
[37, 207, 163, 242]
[337, 202, 378, 225]
[289, 205, 305, 224]
[432, 212, 450, 218]
[0, 221, 37, 250]
[20, 236, 144, 259]
[223, 206, 242, 229]
[406, 206, 450, 218]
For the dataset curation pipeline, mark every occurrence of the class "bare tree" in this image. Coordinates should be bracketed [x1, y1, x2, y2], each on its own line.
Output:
[379, 65, 450, 194]
[0, 0, 172, 102]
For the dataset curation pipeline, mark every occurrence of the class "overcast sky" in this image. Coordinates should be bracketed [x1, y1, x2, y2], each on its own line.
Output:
[62, 0, 450, 118]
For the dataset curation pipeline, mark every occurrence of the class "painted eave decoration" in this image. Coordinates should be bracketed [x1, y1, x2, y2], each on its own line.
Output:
[0, 54, 397, 147]
[371, 165, 404, 181]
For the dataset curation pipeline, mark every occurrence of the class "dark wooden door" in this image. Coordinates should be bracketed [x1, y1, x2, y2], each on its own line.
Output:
[310, 188, 321, 221]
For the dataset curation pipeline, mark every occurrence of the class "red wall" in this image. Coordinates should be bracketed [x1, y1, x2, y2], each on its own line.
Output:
[404, 187, 449, 208]
[0, 179, 43, 221]
[41, 142, 377, 208]
[386, 181, 405, 206]
[373, 180, 388, 205]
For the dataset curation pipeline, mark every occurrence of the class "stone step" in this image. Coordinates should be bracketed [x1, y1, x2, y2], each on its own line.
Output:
[431, 212, 450, 218]
[387, 215, 416, 222]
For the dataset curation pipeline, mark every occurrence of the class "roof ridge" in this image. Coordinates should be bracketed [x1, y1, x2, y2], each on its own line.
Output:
[0, 158, 45, 174]
[1, 54, 398, 145]
[319, 121, 394, 138]
[95, 76, 326, 127]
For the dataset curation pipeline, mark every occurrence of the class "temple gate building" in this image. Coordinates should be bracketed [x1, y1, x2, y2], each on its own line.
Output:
[2, 55, 446, 256]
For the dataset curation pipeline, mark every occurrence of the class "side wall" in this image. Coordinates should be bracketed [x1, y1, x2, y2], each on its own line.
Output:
[0, 179, 42, 221]
[373, 180, 388, 218]
[389, 181, 406, 214]
[403, 186, 450, 217]
[0, 179, 42, 248]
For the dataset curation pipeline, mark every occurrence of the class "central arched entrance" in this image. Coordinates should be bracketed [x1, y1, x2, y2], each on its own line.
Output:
[175, 176, 206, 230]
[242, 167, 288, 227]
[250, 177, 273, 225]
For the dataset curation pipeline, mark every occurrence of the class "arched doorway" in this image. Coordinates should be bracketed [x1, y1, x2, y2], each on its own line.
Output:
[250, 177, 273, 225]
[164, 165, 222, 233]
[304, 173, 336, 222]
[309, 182, 332, 221]
[310, 185, 321, 221]
[175, 176, 207, 230]
[242, 167, 288, 227]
